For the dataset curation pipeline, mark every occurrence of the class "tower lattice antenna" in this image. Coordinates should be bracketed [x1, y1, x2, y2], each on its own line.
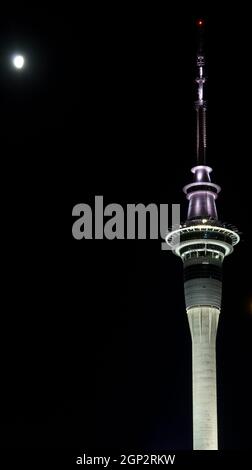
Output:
[195, 19, 207, 164]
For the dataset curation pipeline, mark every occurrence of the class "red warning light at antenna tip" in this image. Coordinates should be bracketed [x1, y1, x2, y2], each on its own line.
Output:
[196, 19, 204, 27]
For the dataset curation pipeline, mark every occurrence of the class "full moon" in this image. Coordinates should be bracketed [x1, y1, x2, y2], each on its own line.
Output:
[13, 55, 25, 69]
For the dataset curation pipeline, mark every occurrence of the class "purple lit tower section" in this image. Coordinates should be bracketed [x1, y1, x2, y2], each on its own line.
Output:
[166, 20, 239, 450]
[184, 165, 221, 221]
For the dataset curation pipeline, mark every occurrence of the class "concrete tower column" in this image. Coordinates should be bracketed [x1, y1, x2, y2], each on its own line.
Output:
[188, 306, 219, 450]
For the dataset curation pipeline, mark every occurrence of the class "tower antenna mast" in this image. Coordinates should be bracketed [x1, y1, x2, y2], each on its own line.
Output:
[195, 19, 207, 164]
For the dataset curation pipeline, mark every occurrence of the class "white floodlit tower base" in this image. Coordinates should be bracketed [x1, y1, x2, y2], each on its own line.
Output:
[188, 306, 219, 450]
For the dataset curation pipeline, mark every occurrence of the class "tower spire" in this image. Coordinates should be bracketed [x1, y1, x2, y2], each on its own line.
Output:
[195, 19, 207, 164]
[181, 19, 221, 222]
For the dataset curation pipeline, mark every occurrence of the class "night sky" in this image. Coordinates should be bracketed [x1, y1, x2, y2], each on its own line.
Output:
[0, 6, 251, 461]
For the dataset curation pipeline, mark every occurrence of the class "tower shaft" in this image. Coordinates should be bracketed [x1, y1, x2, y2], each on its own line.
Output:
[188, 307, 219, 449]
[184, 251, 222, 450]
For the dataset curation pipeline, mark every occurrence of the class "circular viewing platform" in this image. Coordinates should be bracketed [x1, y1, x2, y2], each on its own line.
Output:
[166, 222, 240, 258]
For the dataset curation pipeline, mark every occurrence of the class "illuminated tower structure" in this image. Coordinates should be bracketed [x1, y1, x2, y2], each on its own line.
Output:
[166, 20, 239, 450]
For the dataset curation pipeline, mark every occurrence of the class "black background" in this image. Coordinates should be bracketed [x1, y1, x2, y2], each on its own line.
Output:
[0, 5, 251, 460]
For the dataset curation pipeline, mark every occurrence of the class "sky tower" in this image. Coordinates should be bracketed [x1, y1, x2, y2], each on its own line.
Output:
[166, 20, 240, 450]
